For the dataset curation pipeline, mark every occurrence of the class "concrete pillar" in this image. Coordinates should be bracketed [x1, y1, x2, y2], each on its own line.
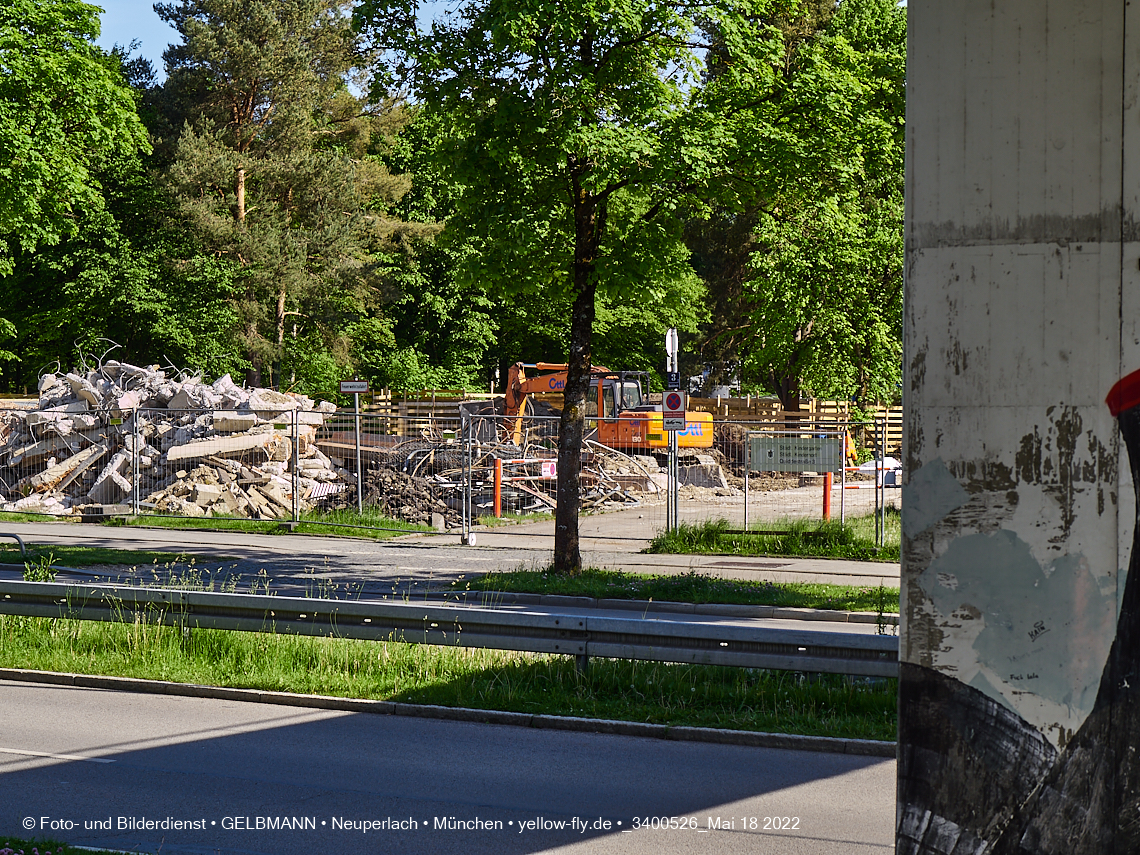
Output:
[901, 1, 1140, 851]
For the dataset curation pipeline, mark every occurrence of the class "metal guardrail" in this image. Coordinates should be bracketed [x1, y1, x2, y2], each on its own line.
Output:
[0, 533, 26, 560]
[0, 580, 899, 677]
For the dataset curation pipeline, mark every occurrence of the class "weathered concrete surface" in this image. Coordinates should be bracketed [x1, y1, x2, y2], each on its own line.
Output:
[901, 1, 1140, 851]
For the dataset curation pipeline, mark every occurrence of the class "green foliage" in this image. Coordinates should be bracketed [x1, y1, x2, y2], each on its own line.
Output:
[22, 552, 57, 582]
[648, 514, 901, 562]
[457, 567, 900, 612]
[0, 614, 897, 739]
[0, 0, 150, 275]
[0, 153, 243, 390]
[359, 0, 747, 355]
[684, 0, 905, 408]
[155, 0, 424, 389]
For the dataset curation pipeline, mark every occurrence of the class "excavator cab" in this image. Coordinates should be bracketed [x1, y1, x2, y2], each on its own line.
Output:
[590, 373, 648, 421]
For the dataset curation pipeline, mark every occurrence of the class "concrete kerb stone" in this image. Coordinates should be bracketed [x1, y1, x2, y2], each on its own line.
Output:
[0, 667, 895, 757]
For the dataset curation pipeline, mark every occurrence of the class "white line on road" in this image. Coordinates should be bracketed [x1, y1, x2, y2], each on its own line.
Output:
[0, 747, 114, 763]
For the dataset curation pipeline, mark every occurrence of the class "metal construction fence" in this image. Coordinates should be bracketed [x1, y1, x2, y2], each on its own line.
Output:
[456, 413, 899, 544]
[0, 404, 898, 543]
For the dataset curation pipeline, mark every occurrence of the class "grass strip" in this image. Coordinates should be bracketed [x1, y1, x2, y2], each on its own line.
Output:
[647, 513, 901, 563]
[0, 614, 897, 742]
[476, 511, 554, 527]
[111, 507, 432, 539]
[455, 568, 900, 613]
[0, 837, 123, 855]
[0, 511, 69, 523]
[0, 545, 231, 568]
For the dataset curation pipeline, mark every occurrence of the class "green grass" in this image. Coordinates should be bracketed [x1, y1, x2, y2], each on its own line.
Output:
[455, 568, 899, 613]
[647, 512, 901, 562]
[476, 511, 554, 527]
[0, 544, 231, 568]
[0, 613, 897, 741]
[0, 837, 123, 855]
[0, 511, 69, 523]
[115, 506, 433, 539]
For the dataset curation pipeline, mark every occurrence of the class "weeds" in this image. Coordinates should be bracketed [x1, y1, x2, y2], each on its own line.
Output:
[22, 553, 57, 582]
[0, 837, 123, 855]
[114, 507, 432, 539]
[0, 613, 897, 741]
[647, 513, 901, 562]
[455, 567, 899, 612]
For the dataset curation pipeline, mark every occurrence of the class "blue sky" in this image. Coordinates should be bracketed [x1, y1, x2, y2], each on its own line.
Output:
[93, 1, 178, 73]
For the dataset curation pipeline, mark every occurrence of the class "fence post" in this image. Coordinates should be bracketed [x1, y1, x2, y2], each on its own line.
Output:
[493, 456, 503, 518]
[823, 471, 833, 520]
[131, 410, 139, 516]
[840, 428, 846, 525]
[461, 413, 475, 546]
[743, 430, 750, 531]
[876, 417, 885, 547]
[292, 409, 300, 525]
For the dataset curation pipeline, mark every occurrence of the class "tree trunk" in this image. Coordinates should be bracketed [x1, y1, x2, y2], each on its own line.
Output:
[235, 167, 246, 223]
[554, 166, 600, 575]
[772, 372, 801, 412]
[273, 285, 287, 389]
[554, 278, 596, 575]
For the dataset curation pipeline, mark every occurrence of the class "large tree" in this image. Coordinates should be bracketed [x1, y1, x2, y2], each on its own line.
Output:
[717, 0, 906, 411]
[155, 0, 423, 395]
[359, 0, 789, 573]
[0, 0, 149, 275]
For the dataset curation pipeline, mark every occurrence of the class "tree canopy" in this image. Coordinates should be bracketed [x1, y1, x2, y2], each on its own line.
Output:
[359, 0, 795, 571]
[0, 0, 149, 275]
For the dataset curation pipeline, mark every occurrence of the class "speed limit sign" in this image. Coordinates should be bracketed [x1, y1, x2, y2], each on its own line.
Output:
[663, 390, 686, 431]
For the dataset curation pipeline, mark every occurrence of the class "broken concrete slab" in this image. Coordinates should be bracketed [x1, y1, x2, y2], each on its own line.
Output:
[165, 432, 280, 462]
[88, 450, 132, 504]
[212, 411, 259, 432]
[25, 442, 108, 493]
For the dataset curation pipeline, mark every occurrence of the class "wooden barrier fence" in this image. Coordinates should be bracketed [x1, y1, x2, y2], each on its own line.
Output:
[342, 389, 904, 454]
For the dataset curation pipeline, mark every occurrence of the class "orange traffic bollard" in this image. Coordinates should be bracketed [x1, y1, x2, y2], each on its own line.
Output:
[823, 471, 833, 520]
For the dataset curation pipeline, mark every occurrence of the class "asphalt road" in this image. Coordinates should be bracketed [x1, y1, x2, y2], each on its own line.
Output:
[0, 681, 895, 855]
[0, 520, 900, 595]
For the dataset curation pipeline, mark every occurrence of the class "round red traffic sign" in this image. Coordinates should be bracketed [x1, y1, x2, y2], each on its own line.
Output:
[665, 392, 683, 411]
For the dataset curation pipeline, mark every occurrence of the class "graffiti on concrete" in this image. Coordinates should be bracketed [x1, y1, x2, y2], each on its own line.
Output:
[898, 371, 1140, 853]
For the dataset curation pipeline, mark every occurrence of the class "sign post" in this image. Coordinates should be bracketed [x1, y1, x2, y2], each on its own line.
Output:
[340, 379, 370, 513]
[664, 329, 680, 532]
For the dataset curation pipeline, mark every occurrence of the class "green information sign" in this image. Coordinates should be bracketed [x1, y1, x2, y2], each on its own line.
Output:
[749, 435, 842, 473]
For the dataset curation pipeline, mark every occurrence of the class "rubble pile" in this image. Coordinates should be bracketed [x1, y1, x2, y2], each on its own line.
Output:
[0, 361, 341, 517]
[365, 467, 460, 528]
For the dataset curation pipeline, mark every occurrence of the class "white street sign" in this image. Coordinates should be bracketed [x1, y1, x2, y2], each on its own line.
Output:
[663, 390, 686, 431]
[339, 380, 369, 394]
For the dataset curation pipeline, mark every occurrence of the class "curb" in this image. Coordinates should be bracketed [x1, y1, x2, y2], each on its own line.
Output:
[0, 668, 896, 758]
[423, 590, 901, 626]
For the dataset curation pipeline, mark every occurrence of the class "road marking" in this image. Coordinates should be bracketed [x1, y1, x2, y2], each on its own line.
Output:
[0, 747, 114, 763]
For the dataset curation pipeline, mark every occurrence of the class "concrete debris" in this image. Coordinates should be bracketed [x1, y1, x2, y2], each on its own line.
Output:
[0, 361, 740, 525]
[0, 362, 337, 518]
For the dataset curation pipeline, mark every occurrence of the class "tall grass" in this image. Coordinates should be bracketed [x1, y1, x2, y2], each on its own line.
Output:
[118, 506, 432, 539]
[457, 568, 900, 613]
[648, 512, 901, 562]
[0, 614, 896, 741]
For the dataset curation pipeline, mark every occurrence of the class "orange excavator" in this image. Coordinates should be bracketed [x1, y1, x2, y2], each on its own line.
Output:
[503, 362, 714, 450]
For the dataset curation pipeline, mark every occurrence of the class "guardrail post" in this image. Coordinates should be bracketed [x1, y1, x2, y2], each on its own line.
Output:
[575, 652, 589, 674]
